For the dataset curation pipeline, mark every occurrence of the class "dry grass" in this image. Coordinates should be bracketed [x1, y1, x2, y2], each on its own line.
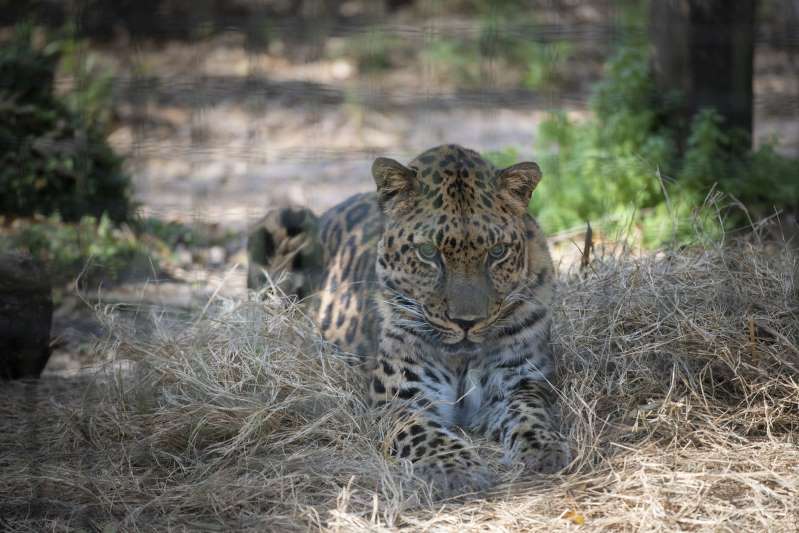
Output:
[2, 238, 798, 532]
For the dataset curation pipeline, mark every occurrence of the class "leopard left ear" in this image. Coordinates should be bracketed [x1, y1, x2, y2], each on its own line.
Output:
[372, 157, 418, 213]
[496, 161, 542, 211]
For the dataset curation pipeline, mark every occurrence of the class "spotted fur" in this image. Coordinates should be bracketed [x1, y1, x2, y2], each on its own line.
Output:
[248, 145, 570, 496]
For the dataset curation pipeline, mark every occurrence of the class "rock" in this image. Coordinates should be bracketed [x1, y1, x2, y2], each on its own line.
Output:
[0, 252, 53, 379]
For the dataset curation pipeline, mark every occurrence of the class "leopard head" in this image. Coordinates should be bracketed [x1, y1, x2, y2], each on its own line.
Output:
[372, 144, 543, 350]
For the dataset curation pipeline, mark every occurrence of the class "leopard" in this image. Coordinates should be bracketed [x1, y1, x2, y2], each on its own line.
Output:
[247, 144, 571, 496]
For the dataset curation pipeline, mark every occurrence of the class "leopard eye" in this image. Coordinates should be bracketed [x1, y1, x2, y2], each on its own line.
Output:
[416, 242, 438, 260]
[489, 243, 507, 259]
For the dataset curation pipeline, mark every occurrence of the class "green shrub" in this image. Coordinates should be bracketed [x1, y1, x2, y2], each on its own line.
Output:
[679, 110, 799, 220]
[520, 41, 574, 90]
[1, 214, 154, 286]
[510, 44, 799, 246]
[57, 30, 116, 130]
[0, 24, 132, 223]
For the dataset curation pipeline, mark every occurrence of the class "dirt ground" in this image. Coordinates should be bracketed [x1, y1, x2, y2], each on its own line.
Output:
[98, 21, 798, 231]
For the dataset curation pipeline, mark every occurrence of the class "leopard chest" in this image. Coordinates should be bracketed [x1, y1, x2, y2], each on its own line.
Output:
[427, 356, 503, 428]
[452, 363, 484, 427]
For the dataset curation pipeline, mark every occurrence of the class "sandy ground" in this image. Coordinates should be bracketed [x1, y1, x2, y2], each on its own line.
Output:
[96, 34, 799, 230]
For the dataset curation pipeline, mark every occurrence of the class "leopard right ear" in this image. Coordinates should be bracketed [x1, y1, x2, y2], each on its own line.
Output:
[371, 157, 417, 213]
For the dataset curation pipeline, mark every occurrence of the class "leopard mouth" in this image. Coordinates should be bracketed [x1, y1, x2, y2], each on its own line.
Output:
[423, 316, 473, 345]
[438, 324, 489, 346]
[424, 315, 497, 346]
[423, 308, 504, 347]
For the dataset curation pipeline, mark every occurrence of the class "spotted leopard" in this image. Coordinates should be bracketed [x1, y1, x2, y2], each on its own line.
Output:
[248, 144, 571, 495]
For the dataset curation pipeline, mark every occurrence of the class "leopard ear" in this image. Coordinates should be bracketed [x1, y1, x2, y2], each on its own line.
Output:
[496, 161, 542, 212]
[371, 157, 417, 213]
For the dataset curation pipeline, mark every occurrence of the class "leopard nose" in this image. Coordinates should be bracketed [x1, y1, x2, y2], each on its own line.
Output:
[451, 317, 480, 332]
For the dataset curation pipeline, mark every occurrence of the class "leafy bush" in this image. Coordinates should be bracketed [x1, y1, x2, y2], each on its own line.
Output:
[57, 31, 116, 130]
[513, 47, 677, 242]
[679, 110, 799, 220]
[1, 214, 154, 286]
[0, 24, 132, 223]
[503, 45, 799, 245]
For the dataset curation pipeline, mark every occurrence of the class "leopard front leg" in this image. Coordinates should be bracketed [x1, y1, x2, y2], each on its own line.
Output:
[476, 375, 571, 473]
[388, 414, 492, 496]
[370, 360, 493, 497]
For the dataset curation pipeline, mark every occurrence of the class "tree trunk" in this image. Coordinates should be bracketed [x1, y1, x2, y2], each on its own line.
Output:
[650, 0, 755, 151]
[0, 252, 53, 380]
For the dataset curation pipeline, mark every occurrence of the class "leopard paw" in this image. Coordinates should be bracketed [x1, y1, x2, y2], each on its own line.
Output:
[412, 458, 495, 498]
[506, 429, 572, 474]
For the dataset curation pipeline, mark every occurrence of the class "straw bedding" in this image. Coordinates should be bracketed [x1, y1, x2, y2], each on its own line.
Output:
[1, 239, 797, 531]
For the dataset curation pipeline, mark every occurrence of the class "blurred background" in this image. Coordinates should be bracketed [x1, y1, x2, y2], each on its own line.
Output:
[1, 0, 798, 375]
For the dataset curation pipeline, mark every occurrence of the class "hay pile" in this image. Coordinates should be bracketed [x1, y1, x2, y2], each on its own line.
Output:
[1, 239, 798, 531]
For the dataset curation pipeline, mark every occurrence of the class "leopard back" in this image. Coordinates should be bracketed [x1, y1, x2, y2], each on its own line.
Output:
[315, 192, 383, 360]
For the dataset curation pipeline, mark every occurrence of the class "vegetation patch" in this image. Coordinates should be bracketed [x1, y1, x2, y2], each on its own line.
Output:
[0, 24, 132, 223]
[0, 214, 156, 288]
[1, 236, 797, 530]
[490, 46, 799, 245]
